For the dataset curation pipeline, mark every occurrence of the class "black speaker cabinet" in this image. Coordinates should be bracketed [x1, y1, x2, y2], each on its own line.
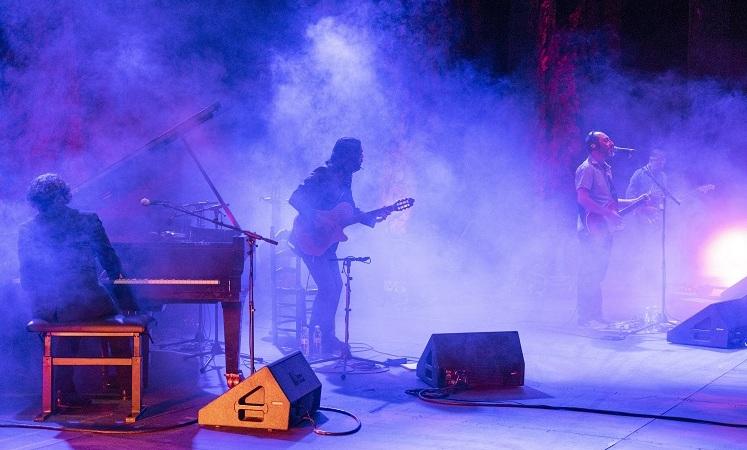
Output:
[198, 351, 321, 430]
[721, 277, 747, 300]
[416, 331, 524, 388]
[667, 296, 747, 348]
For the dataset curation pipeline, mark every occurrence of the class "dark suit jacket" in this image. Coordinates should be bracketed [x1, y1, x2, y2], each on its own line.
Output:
[18, 206, 122, 322]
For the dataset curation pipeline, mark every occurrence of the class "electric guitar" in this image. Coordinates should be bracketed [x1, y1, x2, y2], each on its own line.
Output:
[290, 198, 415, 256]
[634, 184, 715, 225]
[583, 195, 648, 237]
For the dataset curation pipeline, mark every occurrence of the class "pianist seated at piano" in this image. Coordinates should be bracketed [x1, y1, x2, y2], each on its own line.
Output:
[17, 173, 138, 406]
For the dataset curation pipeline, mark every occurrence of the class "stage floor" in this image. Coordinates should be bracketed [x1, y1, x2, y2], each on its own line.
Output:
[2, 315, 747, 450]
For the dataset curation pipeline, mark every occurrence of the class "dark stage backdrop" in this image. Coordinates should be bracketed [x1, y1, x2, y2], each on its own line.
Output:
[1, 0, 745, 288]
[2, 1, 746, 200]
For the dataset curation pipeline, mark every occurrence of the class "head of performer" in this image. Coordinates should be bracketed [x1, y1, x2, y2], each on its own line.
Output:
[585, 131, 615, 161]
[327, 137, 363, 173]
[648, 148, 666, 172]
[26, 173, 72, 214]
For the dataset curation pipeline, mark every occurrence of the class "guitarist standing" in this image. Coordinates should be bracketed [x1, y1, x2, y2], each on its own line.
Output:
[626, 148, 667, 216]
[289, 137, 383, 355]
[575, 131, 648, 328]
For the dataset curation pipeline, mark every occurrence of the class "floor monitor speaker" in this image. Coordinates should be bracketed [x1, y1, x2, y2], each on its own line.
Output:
[721, 277, 747, 300]
[198, 351, 321, 430]
[416, 331, 524, 389]
[667, 296, 747, 348]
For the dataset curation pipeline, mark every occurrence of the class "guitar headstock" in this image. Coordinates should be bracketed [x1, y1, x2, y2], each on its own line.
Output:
[392, 198, 415, 212]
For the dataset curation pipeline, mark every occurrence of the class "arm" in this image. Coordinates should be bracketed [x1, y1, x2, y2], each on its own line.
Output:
[88, 214, 139, 312]
[289, 169, 324, 217]
[626, 170, 643, 199]
[88, 214, 123, 280]
[356, 208, 377, 228]
[577, 188, 619, 219]
[623, 169, 652, 206]
[575, 164, 620, 219]
[618, 195, 648, 206]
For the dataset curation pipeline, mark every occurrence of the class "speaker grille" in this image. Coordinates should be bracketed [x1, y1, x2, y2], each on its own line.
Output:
[416, 331, 524, 388]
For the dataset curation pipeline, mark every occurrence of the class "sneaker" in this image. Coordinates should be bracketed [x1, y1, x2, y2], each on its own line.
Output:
[321, 337, 351, 357]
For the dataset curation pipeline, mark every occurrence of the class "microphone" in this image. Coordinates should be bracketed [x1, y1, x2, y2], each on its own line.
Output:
[329, 256, 371, 263]
[140, 198, 169, 206]
[613, 146, 636, 153]
[349, 256, 371, 263]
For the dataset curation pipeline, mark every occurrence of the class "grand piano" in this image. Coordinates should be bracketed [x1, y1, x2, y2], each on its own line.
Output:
[71, 104, 249, 387]
[112, 236, 245, 386]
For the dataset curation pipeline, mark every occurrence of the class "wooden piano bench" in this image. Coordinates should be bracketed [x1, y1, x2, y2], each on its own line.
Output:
[26, 314, 152, 423]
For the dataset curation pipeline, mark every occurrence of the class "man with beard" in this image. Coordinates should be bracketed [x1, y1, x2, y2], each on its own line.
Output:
[289, 138, 389, 355]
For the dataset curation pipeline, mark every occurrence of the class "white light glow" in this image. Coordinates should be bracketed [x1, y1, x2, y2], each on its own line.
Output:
[702, 225, 747, 287]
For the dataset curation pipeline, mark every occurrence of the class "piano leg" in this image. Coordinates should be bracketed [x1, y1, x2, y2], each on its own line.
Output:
[221, 302, 243, 388]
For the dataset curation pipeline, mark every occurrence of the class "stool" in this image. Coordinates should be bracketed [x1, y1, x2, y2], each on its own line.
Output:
[27, 315, 151, 423]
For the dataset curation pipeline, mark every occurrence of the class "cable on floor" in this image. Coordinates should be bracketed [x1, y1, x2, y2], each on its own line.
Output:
[302, 406, 362, 436]
[405, 387, 747, 429]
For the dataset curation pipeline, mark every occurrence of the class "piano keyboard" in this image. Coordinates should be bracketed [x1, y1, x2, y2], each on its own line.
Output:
[114, 279, 221, 285]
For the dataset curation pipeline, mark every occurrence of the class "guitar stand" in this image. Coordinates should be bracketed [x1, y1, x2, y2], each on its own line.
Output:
[309, 257, 385, 380]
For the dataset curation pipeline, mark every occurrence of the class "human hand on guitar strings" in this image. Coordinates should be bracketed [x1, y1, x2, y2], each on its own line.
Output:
[375, 210, 392, 223]
[619, 192, 649, 206]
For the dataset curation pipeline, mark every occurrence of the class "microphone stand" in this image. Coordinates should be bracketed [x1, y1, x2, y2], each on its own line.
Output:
[310, 256, 384, 380]
[643, 168, 681, 326]
[145, 201, 277, 379]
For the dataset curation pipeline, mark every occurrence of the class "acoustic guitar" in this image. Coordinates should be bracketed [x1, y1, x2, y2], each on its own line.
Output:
[290, 198, 415, 256]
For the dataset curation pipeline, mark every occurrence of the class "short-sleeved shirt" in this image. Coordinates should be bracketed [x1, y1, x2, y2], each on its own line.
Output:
[575, 157, 616, 232]
[626, 164, 666, 199]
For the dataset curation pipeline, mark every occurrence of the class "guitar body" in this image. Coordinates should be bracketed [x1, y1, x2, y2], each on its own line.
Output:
[583, 196, 647, 239]
[583, 203, 618, 238]
[289, 198, 415, 257]
[289, 203, 357, 257]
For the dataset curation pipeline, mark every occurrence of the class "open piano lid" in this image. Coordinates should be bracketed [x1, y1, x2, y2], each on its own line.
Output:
[69, 103, 239, 243]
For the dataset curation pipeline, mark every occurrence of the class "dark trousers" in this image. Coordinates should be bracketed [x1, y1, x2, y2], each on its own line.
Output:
[301, 248, 342, 345]
[577, 233, 612, 323]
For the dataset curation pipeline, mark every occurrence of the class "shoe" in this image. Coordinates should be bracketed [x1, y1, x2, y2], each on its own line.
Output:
[57, 391, 91, 408]
[321, 337, 351, 357]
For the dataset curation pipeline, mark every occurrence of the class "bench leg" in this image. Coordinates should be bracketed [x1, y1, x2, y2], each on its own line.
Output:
[35, 334, 53, 422]
[126, 334, 143, 423]
[143, 334, 150, 389]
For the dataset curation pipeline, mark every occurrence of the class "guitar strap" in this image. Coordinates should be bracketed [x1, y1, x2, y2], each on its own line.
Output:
[578, 159, 618, 219]
[595, 160, 618, 203]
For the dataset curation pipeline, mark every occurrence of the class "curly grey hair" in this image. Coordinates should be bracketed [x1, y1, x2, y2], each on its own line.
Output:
[26, 173, 72, 210]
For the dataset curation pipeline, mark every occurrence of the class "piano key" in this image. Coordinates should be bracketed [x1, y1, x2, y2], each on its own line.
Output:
[114, 279, 220, 285]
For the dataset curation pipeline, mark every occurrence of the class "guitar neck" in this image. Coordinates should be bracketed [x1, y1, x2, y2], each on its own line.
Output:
[357, 198, 414, 224]
[365, 205, 392, 217]
[618, 197, 646, 216]
[356, 206, 388, 226]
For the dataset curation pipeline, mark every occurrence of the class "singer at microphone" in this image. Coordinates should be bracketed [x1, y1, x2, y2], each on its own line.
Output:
[574, 131, 652, 328]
